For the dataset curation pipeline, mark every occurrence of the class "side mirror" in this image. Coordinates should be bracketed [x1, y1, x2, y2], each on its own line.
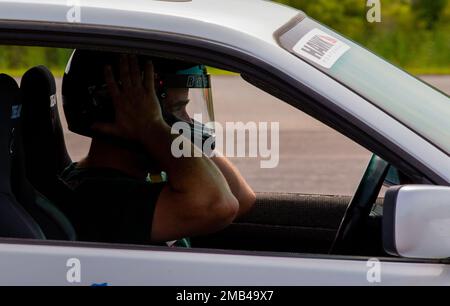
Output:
[383, 185, 450, 259]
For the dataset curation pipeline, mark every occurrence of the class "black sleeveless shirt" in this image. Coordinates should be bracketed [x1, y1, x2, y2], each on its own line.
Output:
[60, 163, 164, 245]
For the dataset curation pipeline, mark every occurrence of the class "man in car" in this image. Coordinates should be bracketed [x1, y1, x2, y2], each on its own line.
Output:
[60, 51, 256, 245]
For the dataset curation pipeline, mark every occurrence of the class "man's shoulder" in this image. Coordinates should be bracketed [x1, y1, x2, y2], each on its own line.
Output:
[60, 162, 160, 192]
[61, 162, 130, 180]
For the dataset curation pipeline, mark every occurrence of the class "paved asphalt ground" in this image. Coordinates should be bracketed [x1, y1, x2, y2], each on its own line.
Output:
[50, 76, 450, 196]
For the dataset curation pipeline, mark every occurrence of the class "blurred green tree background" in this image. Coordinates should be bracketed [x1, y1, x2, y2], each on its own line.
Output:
[275, 0, 450, 74]
[0, 46, 73, 76]
[0, 0, 449, 75]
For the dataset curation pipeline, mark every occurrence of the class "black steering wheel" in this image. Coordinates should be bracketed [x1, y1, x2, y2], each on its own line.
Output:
[329, 154, 390, 254]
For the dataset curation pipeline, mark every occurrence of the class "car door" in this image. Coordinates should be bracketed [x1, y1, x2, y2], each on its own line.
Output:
[191, 192, 385, 254]
[0, 239, 449, 286]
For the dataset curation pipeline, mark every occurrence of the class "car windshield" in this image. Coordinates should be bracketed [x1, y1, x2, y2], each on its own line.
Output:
[278, 17, 450, 155]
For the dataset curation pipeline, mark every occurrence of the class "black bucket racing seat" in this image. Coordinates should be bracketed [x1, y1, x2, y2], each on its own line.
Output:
[19, 66, 76, 240]
[20, 65, 72, 196]
[0, 74, 45, 239]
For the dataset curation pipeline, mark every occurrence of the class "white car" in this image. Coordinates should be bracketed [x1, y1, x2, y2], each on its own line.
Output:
[0, 0, 449, 286]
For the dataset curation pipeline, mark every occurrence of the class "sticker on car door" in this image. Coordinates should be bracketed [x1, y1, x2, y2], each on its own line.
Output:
[293, 28, 350, 69]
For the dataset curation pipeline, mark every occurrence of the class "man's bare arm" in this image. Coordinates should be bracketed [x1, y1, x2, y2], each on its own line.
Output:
[210, 154, 256, 218]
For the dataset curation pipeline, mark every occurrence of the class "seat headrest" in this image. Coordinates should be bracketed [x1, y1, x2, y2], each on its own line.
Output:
[20, 66, 72, 190]
[0, 74, 21, 193]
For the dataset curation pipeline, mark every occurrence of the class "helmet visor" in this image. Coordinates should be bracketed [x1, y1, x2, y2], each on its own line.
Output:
[160, 74, 215, 133]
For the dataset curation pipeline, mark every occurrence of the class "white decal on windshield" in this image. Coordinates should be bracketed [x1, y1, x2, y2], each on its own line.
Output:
[293, 29, 350, 69]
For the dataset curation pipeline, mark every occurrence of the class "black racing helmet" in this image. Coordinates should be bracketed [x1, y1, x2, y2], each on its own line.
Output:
[62, 50, 215, 142]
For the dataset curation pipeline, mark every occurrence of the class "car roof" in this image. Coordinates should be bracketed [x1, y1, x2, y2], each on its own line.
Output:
[0, 0, 300, 46]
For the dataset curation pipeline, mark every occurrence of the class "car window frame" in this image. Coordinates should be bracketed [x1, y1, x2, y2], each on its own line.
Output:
[0, 19, 446, 263]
